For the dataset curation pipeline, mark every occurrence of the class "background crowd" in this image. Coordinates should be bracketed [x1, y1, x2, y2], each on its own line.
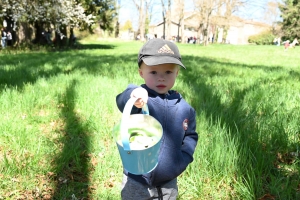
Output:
[1, 27, 13, 49]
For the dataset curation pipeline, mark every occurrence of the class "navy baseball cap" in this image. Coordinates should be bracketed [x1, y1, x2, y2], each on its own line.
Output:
[138, 38, 186, 69]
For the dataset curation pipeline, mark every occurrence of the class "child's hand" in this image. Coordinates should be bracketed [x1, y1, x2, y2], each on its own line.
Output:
[131, 88, 148, 108]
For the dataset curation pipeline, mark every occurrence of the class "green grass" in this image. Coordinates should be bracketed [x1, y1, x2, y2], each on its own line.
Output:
[0, 41, 300, 199]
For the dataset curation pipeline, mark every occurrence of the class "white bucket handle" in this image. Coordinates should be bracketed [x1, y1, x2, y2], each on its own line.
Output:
[121, 97, 149, 151]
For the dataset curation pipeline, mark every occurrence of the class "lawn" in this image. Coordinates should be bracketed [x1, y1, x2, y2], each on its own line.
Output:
[0, 41, 300, 199]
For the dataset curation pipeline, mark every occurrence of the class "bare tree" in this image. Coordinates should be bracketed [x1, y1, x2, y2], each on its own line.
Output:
[173, 0, 185, 43]
[193, 0, 245, 44]
[130, 0, 155, 40]
[193, 0, 223, 46]
[158, 0, 173, 39]
[167, 0, 172, 40]
[160, 0, 167, 39]
[220, 0, 245, 43]
[264, 1, 281, 36]
[145, 0, 154, 36]
[132, 0, 146, 40]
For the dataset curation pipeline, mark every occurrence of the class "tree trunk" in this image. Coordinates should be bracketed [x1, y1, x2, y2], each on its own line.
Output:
[61, 26, 68, 47]
[177, 23, 180, 42]
[132, 0, 145, 41]
[203, 28, 208, 46]
[161, 0, 166, 39]
[138, 0, 145, 41]
[203, 10, 212, 46]
[69, 27, 75, 46]
[166, 0, 171, 40]
[53, 25, 67, 48]
[115, 21, 120, 38]
[181, 19, 185, 43]
[222, 26, 229, 43]
[162, 17, 166, 39]
[215, 26, 220, 43]
[15, 22, 33, 45]
[34, 22, 43, 44]
[197, 23, 203, 45]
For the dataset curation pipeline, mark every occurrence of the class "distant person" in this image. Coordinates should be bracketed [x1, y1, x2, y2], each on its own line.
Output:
[46, 30, 52, 44]
[42, 29, 52, 44]
[1, 27, 7, 48]
[6, 31, 12, 46]
[146, 34, 154, 41]
[277, 37, 281, 46]
[290, 38, 298, 48]
[283, 40, 290, 51]
[116, 38, 198, 200]
[273, 37, 278, 45]
[71, 33, 76, 45]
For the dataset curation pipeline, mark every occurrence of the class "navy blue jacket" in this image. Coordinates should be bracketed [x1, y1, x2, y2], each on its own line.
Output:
[116, 84, 198, 186]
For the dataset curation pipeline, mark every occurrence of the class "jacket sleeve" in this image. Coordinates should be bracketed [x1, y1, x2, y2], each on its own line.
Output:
[181, 108, 198, 165]
[149, 107, 198, 186]
[116, 84, 141, 114]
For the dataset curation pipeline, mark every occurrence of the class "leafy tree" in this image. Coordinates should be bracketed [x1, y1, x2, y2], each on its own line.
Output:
[93, 0, 118, 33]
[0, 0, 94, 45]
[0, 0, 118, 46]
[121, 20, 133, 31]
[279, 0, 300, 38]
[248, 30, 275, 45]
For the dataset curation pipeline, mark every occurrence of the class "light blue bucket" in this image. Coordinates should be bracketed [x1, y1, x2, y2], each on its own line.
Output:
[113, 97, 163, 175]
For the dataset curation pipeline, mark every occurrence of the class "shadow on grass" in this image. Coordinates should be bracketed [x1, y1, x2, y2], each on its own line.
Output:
[0, 42, 116, 53]
[52, 79, 91, 199]
[0, 50, 132, 93]
[0, 47, 299, 198]
[77, 43, 116, 50]
[0, 50, 299, 93]
[179, 55, 300, 199]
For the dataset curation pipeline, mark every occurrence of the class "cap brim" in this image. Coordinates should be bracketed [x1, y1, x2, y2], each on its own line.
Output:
[142, 56, 186, 69]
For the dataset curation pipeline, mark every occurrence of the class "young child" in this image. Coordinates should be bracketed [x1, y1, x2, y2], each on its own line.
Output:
[1, 27, 7, 49]
[284, 40, 290, 51]
[116, 38, 198, 199]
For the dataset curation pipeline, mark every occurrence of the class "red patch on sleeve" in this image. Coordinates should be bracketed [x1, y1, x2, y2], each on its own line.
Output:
[183, 119, 189, 131]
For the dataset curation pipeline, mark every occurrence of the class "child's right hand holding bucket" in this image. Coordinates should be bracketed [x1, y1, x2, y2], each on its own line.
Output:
[131, 87, 148, 108]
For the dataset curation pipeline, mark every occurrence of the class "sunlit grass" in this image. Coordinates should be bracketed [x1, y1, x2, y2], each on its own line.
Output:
[0, 41, 300, 199]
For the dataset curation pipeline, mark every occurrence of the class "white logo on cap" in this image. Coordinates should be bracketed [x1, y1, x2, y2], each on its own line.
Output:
[158, 44, 174, 54]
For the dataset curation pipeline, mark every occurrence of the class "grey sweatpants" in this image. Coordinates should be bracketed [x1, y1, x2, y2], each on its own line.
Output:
[121, 174, 178, 200]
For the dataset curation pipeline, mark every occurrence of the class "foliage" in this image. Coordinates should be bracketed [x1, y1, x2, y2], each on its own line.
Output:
[145, 15, 150, 35]
[0, 0, 94, 31]
[279, 0, 300, 38]
[121, 20, 133, 31]
[248, 30, 275, 45]
[0, 0, 117, 44]
[93, 0, 118, 32]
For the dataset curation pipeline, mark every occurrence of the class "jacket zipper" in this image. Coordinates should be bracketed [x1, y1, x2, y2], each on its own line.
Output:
[164, 94, 168, 129]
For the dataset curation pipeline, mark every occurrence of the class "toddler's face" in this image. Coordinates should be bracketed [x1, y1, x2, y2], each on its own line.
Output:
[139, 62, 179, 94]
